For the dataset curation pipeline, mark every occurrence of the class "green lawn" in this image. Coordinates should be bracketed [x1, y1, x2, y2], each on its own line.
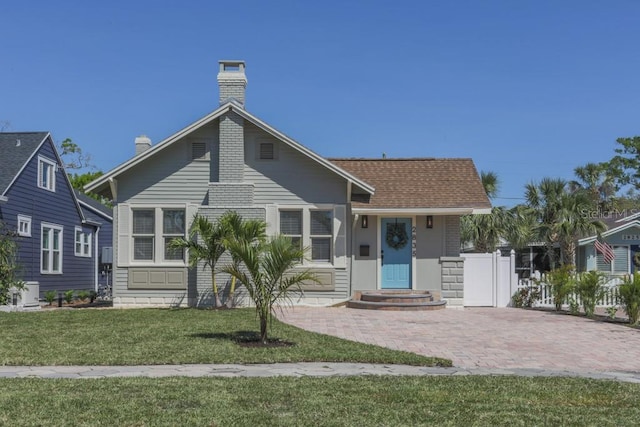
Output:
[1, 376, 638, 426]
[0, 308, 448, 366]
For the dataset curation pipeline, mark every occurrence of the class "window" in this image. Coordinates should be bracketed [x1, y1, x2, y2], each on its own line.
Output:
[38, 156, 56, 192]
[133, 209, 155, 261]
[596, 245, 629, 274]
[163, 209, 185, 260]
[280, 210, 302, 250]
[74, 227, 92, 257]
[17, 215, 31, 237]
[310, 210, 332, 262]
[131, 207, 186, 263]
[41, 223, 62, 274]
[278, 208, 335, 264]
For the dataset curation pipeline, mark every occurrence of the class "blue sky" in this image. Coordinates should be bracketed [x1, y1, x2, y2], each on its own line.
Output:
[2, 1, 639, 206]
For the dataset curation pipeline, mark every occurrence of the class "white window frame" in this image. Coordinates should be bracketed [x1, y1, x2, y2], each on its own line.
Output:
[41, 222, 63, 274]
[278, 205, 335, 266]
[74, 226, 92, 257]
[17, 215, 32, 237]
[130, 206, 187, 266]
[309, 209, 333, 263]
[37, 156, 56, 192]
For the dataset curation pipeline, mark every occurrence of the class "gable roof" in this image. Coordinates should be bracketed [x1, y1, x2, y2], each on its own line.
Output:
[85, 101, 375, 196]
[0, 132, 49, 196]
[330, 158, 492, 214]
[74, 190, 113, 221]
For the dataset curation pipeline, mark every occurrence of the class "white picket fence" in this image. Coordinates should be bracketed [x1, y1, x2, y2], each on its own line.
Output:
[516, 276, 622, 308]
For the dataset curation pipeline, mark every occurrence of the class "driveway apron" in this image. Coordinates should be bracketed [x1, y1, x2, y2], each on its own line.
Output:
[276, 307, 640, 373]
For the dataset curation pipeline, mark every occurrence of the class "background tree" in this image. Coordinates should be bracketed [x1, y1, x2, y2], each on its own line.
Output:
[569, 162, 616, 211]
[58, 138, 94, 170]
[223, 235, 316, 344]
[0, 223, 23, 305]
[605, 136, 640, 191]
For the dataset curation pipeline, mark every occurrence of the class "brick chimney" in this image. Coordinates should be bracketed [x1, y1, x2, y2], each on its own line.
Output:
[217, 60, 247, 106]
[135, 135, 151, 155]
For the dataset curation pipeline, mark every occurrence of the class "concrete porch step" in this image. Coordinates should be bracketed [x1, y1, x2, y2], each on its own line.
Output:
[347, 290, 447, 311]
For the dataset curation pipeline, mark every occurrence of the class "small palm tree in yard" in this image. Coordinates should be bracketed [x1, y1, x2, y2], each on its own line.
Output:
[171, 215, 227, 307]
[219, 211, 266, 308]
[619, 273, 640, 325]
[223, 235, 316, 344]
[543, 265, 576, 311]
[575, 270, 607, 317]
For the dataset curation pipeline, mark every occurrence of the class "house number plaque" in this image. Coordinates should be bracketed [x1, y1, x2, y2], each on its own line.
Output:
[411, 226, 417, 256]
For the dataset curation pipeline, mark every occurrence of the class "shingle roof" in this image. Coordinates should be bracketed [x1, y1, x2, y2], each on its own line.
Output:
[329, 158, 492, 210]
[0, 132, 49, 195]
[74, 190, 113, 219]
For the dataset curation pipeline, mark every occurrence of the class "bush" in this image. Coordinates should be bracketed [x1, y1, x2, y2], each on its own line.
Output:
[619, 274, 640, 325]
[575, 270, 607, 317]
[544, 265, 575, 311]
[63, 290, 75, 304]
[44, 290, 56, 306]
[511, 285, 540, 308]
[76, 290, 90, 302]
[0, 223, 23, 305]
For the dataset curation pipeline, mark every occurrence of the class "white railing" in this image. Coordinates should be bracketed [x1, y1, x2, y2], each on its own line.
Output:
[516, 277, 622, 308]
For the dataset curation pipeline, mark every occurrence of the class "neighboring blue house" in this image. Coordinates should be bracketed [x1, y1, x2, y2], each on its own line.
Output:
[0, 132, 104, 297]
[75, 190, 113, 290]
[577, 210, 640, 276]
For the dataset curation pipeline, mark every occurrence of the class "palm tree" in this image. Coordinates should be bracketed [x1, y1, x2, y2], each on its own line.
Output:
[569, 163, 616, 211]
[170, 215, 227, 307]
[526, 178, 606, 268]
[460, 170, 509, 252]
[223, 235, 316, 344]
[219, 211, 266, 308]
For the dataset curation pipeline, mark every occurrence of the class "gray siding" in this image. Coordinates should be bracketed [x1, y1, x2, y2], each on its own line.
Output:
[244, 123, 347, 205]
[415, 215, 445, 291]
[351, 215, 378, 293]
[117, 124, 217, 205]
[445, 216, 461, 257]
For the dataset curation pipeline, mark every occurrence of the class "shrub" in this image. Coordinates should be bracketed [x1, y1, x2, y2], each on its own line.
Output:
[0, 223, 23, 305]
[511, 285, 540, 308]
[575, 270, 607, 317]
[544, 265, 575, 311]
[63, 290, 75, 304]
[44, 290, 56, 306]
[76, 290, 90, 302]
[606, 306, 618, 320]
[619, 274, 640, 325]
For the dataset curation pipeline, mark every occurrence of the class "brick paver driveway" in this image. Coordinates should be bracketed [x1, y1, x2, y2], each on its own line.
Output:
[277, 307, 640, 372]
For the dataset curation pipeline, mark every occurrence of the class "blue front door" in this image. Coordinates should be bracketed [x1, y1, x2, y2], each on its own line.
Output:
[381, 218, 412, 289]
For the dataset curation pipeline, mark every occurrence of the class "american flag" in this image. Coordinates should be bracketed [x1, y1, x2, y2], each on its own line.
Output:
[594, 239, 615, 264]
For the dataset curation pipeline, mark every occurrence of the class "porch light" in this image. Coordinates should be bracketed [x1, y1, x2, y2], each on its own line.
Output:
[361, 215, 368, 228]
[426, 215, 433, 229]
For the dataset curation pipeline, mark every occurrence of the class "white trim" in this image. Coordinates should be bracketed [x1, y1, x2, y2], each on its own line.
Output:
[85, 103, 375, 196]
[41, 222, 63, 274]
[0, 195, 7, 202]
[74, 226, 92, 257]
[352, 207, 485, 215]
[37, 155, 57, 192]
[129, 205, 188, 267]
[78, 199, 113, 221]
[578, 220, 640, 245]
[17, 214, 31, 237]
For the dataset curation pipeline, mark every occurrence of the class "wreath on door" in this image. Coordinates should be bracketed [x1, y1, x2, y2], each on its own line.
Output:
[386, 222, 408, 250]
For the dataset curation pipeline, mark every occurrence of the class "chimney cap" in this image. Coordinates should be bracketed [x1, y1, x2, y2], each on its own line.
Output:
[218, 60, 246, 73]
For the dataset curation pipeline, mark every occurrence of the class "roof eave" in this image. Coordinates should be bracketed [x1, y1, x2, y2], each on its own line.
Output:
[578, 220, 640, 245]
[351, 207, 483, 215]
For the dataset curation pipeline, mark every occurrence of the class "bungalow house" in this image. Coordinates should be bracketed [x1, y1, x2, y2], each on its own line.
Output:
[86, 60, 491, 308]
[0, 132, 106, 297]
[578, 210, 640, 275]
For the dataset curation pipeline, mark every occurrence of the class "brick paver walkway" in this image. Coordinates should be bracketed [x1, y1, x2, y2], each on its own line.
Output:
[276, 307, 640, 373]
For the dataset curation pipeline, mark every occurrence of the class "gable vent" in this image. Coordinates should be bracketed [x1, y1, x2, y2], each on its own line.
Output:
[191, 141, 207, 160]
[259, 142, 274, 160]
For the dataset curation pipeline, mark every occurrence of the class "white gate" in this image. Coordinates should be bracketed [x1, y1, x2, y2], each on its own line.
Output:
[462, 250, 517, 307]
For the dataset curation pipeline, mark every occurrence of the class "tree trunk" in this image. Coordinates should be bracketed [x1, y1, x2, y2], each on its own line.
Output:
[260, 316, 268, 344]
[211, 270, 222, 308]
[226, 276, 237, 308]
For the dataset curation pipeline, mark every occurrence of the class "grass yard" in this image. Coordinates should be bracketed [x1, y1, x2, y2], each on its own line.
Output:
[0, 308, 448, 366]
[0, 376, 638, 426]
